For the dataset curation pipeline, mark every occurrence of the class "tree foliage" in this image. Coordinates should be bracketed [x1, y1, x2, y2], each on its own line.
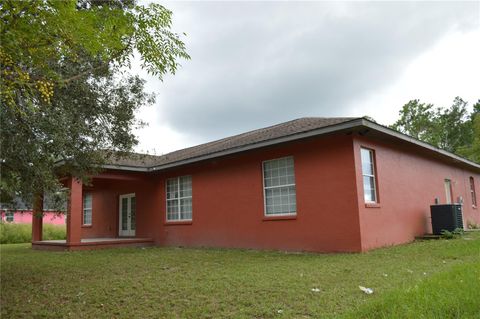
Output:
[391, 97, 479, 162]
[457, 101, 480, 162]
[0, 0, 189, 205]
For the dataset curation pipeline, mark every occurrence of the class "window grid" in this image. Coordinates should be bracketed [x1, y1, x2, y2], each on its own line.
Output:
[83, 193, 92, 225]
[361, 148, 377, 203]
[470, 177, 477, 207]
[5, 211, 14, 222]
[166, 176, 192, 221]
[263, 156, 297, 216]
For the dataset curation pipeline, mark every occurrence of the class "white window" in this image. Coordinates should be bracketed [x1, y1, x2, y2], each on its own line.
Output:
[444, 179, 452, 204]
[263, 156, 297, 216]
[361, 148, 377, 203]
[166, 176, 192, 221]
[470, 177, 477, 207]
[83, 193, 92, 225]
[5, 211, 14, 222]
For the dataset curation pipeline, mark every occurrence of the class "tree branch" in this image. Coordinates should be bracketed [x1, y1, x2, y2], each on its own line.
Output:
[61, 64, 109, 84]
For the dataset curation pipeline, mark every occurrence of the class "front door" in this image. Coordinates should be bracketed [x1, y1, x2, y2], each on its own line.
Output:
[119, 193, 136, 237]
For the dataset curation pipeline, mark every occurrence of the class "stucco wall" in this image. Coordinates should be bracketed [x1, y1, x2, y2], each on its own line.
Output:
[77, 132, 479, 253]
[353, 135, 480, 251]
[80, 172, 157, 239]
[148, 134, 362, 252]
[1, 211, 65, 225]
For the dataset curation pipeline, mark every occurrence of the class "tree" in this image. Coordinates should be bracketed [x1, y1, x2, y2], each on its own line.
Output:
[390, 99, 435, 142]
[457, 100, 480, 162]
[432, 97, 472, 153]
[391, 97, 479, 162]
[0, 1, 189, 205]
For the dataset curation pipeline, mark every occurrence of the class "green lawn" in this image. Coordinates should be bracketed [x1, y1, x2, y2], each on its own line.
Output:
[1, 233, 479, 319]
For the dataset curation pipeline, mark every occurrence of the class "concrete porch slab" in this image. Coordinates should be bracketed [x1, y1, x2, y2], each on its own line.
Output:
[32, 237, 154, 251]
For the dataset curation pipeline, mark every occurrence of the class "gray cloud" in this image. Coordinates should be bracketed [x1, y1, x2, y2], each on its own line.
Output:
[148, 1, 479, 143]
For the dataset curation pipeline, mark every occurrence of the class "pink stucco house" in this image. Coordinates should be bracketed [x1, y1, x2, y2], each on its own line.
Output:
[1, 210, 65, 225]
[30, 117, 480, 252]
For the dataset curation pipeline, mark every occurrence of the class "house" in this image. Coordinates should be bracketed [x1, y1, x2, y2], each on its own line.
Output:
[1, 198, 65, 225]
[1, 210, 65, 225]
[32, 117, 480, 252]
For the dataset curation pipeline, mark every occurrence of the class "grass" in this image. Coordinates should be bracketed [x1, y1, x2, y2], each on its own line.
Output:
[344, 262, 480, 319]
[1, 233, 479, 318]
[0, 223, 66, 244]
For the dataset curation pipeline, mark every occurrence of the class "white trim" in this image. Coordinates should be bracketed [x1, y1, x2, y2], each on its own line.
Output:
[262, 156, 297, 217]
[360, 119, 480, 170]
[470, 176, 477, 207]
[101, 164, 149, 172]
[165, 176, 193, 222]
[360, 148, 378, 203]
[444, 179, 452, 204]
[82, 192, 92, 226]
[118, 193, 136, 237]
[5, 211, 14, 222]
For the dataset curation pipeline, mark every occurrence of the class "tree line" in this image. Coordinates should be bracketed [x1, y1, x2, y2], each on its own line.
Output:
[391, 97, 479, 163]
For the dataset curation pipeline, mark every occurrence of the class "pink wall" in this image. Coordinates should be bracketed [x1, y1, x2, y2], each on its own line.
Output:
[54, 131, 480, 253]
[83, 135, 362, 252]
[353, 135, 480, 251]
[1, 211, 65, 225]
[80, 174, 156, 239]
[149, 135, 362, 252]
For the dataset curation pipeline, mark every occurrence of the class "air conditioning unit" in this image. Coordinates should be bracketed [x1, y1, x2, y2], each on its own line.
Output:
[430, 204, 464, 235]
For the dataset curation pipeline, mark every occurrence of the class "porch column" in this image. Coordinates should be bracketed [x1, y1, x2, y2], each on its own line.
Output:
[31, 194, 43, 242]
[66, 177, 83, 244]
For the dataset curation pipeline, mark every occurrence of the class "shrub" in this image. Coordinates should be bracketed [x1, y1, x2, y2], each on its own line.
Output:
[440, 228, 464, 239]
[0, 223, 66, 244]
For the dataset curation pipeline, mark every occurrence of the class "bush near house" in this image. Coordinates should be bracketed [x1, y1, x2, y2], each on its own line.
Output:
[0, 223, 66, 244]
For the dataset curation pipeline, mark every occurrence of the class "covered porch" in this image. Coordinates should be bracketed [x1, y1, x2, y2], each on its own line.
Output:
[32, 172, 156, 251]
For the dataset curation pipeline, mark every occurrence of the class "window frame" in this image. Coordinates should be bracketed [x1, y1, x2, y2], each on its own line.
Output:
[444, 179, 453, 204]
[5, 211, 14, 222]
[470, 177, 477, 208]
[82, 192, 92, 226]
[262, 156, 297, 217]
[360, 147, 378, 204]
[165, 175, 193, 222]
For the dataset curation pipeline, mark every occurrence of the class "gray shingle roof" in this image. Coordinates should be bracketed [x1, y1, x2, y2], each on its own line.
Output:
[107, 117, 359, 169]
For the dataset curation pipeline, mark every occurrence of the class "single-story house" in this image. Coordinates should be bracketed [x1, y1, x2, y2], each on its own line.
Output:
[1, 198, 65, 225]
[32, 117, 480, 252]
[1, 210, 65, 225]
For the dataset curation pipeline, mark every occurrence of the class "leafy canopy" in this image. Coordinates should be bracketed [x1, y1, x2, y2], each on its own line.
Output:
[0, 0, 189, 205]
[391, 97, 479, 163]
[1, 0, 189, 108]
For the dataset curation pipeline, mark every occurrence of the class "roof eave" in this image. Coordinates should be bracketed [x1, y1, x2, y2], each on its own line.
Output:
[100, 164, 150, 172]
[54, 160, 150, 172]
[360, 119, 480, 171]
[57, 117, 479, 173]
[150, 118, 364, 171]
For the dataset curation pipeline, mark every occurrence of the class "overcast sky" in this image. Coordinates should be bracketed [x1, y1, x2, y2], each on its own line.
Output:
[133, 1, 480, 155]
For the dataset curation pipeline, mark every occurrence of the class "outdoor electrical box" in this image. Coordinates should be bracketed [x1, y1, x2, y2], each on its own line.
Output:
[430, 204, 464, 235]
